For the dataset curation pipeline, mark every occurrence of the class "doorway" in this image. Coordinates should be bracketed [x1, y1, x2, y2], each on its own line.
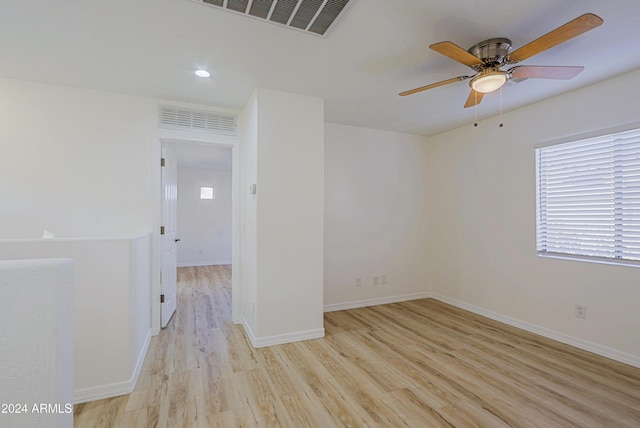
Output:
[154, 134, 240, 334]
[173, 143, 232, 268]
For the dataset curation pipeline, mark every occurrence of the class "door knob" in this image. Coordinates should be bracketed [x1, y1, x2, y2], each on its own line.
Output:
[175, 238, 181, 243]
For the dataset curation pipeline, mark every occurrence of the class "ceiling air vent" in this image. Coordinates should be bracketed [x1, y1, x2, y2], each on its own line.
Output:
[194, 0, 355, 37]
[158, 105, 238, 136]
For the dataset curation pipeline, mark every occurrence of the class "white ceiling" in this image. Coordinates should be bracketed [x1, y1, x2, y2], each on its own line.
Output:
[1, 0, 639, 136]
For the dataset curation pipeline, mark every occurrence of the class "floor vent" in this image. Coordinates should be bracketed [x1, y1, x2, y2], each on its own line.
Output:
[158, 105, 238, 136]
[194, 0, 355, 37]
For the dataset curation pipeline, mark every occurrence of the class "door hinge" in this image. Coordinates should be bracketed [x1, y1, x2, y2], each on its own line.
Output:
[161, 158, 166, 167]
[160, 226, 165, 235]
[160, 294, 165, 303]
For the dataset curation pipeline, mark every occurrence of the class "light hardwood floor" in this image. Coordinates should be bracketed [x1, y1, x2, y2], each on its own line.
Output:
[74, 265, 640, 427]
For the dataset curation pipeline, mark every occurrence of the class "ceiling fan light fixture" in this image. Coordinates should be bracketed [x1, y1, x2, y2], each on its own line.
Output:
[470, 71, 508, 93]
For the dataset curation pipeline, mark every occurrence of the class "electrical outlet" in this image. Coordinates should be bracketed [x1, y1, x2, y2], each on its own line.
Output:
[373, 276, 379, 286]
[355, 277, 362, 287]
[575, 304, 587, 319]
[381, 275, 388, 285]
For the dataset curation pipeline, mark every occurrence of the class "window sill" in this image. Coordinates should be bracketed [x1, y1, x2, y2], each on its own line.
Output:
[537, 252, 640, 268]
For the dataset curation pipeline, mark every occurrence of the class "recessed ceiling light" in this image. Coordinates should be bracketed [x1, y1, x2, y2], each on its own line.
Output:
[195, 69, 211, 78]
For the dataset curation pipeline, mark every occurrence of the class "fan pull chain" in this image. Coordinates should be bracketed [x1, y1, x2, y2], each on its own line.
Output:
[473, 91, 478, 127]
[499, 87, 504, 128]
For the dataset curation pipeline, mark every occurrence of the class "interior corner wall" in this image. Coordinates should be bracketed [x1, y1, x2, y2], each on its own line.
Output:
[426, 69, 640, 364]
[323, 123, 431, 310]
[239, 88, 324, 344]
[177, 167, 232, 267]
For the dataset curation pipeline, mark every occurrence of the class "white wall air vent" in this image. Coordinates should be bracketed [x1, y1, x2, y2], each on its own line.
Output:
[158, 105, 238, 136]
[193, 0, 355, 37]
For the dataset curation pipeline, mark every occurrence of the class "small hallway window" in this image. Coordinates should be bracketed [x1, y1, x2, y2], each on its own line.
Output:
[200, 186, 215, 200]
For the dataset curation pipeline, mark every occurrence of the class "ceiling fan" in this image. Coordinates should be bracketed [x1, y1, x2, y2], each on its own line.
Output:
[399, 13, 603, 108]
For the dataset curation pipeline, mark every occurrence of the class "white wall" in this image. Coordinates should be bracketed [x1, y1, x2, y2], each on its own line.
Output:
[324, 123, 431, 310]
[256, 89, 324, 341]
[240, 88, 325, 345]
[0, 78, 155, 239]
[177, 167, 232, 267]
[426, 69, 640, 365]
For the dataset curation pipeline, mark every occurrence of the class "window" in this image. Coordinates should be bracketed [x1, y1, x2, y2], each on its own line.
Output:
[536, 127, 640, 263]
[200, 186, 215, 200]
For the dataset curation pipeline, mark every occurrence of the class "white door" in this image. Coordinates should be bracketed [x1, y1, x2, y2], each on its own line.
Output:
[161, 144, 178, 327]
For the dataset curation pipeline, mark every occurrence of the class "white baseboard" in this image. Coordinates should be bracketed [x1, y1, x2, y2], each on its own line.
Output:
[323, 291, 432, 312]
[430, 294, 640, 369]
[73, 329, 152, 404]
[241, 317, 325, 348]
[177, 260, 231, 267]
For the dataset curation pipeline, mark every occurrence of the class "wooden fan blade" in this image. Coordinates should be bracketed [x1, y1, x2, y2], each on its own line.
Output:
[464, 89, 484, 108]
[399, 76, 469, 96]
[430, 41, 484, 67]
[510, 65, 584, 80]
[508, 13, 603, 63]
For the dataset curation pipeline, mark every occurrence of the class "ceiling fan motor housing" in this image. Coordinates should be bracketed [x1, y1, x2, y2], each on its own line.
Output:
[468, 38, 512, 69]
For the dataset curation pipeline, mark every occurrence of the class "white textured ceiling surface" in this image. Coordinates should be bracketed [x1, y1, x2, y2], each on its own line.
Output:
[1, 0, 639, 135]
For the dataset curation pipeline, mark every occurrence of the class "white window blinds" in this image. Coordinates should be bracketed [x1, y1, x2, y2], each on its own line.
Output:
[536, 128, 640, 262]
